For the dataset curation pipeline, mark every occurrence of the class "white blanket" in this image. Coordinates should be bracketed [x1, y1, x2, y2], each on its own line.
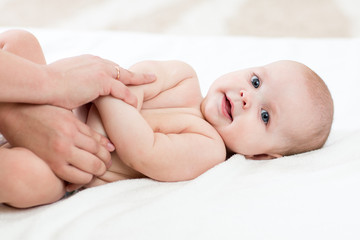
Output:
[1, 29, 360, 240]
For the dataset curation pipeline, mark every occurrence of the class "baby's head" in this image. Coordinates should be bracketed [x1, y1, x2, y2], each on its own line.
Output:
[201, 60, 333, 159]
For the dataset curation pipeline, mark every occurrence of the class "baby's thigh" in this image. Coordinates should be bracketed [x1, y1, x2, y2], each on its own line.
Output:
[0, 147, 65, 208]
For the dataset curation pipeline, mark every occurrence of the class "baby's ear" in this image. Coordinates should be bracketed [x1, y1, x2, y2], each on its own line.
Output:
[245, 153, 282, 160]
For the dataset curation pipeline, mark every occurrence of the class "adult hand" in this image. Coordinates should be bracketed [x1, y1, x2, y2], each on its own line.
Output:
[44, 55, 156, 109]
[0, 103, 113, 186]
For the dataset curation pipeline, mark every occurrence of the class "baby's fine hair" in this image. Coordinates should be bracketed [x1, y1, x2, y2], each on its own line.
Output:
[283, 64, 334, 156]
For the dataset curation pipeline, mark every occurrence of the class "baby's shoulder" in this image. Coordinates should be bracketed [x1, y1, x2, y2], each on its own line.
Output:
[134, 60, 202, 109]
[131, 60, 199, 90]
[130, 60, 196, 77]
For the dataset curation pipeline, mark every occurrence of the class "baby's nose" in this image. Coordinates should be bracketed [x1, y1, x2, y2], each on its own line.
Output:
[240, 90, 250, 110]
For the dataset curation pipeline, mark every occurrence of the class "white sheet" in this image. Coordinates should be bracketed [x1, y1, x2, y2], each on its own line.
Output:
[1, 29, 360, 240]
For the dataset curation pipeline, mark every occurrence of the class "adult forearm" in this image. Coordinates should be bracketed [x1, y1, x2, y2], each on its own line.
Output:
[0, 103, 40, 146]
[0, 103, 13, 135]
[0, 50, 51, 104]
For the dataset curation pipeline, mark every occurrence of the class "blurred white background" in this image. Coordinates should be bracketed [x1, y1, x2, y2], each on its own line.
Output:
[0, 0, 359, 37]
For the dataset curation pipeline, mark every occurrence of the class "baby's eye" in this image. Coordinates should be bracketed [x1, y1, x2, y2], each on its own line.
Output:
[261, 109, 269, 124]
[251, 75, 260, 88]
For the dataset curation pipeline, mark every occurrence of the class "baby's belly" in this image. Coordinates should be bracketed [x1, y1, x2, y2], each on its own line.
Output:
[84, 152, 145, 188]
[98, 152, 145, 183]
[81, 104, 146, 186]
[72, 104, 90, 123]
[85, 106, 203, 186]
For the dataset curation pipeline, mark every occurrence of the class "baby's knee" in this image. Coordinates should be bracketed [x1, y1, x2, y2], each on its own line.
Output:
[0, 29, 41, 51]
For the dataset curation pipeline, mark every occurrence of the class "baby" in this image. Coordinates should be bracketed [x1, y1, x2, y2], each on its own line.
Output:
[84, 59, 333, 186]
[0, 33, 333, 208]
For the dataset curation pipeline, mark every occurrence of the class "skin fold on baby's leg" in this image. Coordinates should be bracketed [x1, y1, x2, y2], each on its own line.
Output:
[0, 146, 65, 208]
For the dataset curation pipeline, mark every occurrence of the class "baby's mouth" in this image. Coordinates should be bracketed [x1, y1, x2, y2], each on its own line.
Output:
[223, 94, 233, 121]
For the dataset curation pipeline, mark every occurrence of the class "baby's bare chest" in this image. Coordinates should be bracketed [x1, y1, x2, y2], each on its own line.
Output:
[140, 107, 204, 133]
[139, 85, 205, 133]
[98, 107, 212, 183]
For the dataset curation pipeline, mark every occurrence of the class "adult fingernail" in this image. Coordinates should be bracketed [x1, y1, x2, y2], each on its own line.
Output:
[107, 142, 115, 152]
[147, 73, 156, 81]
[107, 159, 112, 168]
[66, 186, 73, 193]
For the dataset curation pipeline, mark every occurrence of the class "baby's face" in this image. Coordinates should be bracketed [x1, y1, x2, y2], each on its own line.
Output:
[201, 60, 315, 159]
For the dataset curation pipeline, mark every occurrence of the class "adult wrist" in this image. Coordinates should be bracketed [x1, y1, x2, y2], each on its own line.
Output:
[0, 103, 18, 136]
[39, 64, 60, 107]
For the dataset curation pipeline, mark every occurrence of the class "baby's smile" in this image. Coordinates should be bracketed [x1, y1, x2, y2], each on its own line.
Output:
[222, 94, 233, 121]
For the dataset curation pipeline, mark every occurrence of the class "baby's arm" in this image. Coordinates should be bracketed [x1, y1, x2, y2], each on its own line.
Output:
[95, 61, 225, 181]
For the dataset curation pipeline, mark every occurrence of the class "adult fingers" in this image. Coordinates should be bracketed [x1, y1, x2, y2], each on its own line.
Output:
[73, 132, 112, 169]
[109, 80, 138, 107]
[66, 147, 107, 178]
[76, 119, 115, 152]
[84, 177, 106, 188]
[116, 66, 156, 85]
[65, 183, 84, 192]
[99, 58, 155, 85]
[56, 163, 94, 185]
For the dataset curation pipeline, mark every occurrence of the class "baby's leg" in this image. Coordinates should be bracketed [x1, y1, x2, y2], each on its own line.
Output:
[0, 147, 65, 208]
[0, 29, 46, 64]
[0, 30, 63, 208]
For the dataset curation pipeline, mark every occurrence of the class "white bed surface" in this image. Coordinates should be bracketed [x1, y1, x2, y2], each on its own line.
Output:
[0, 29, 359, 240]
